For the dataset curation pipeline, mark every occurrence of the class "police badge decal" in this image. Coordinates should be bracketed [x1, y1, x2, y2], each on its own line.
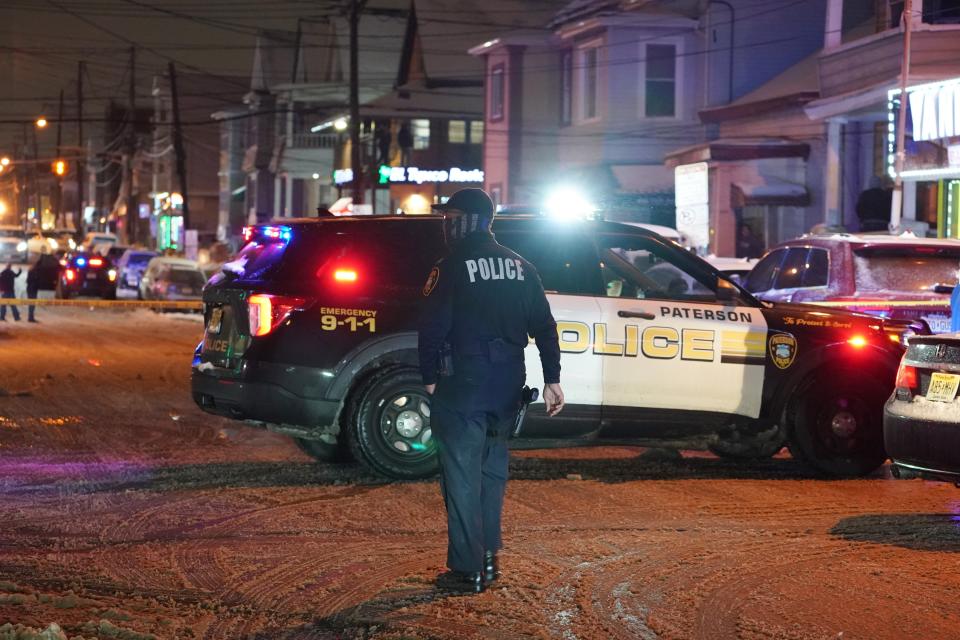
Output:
[768, 332, 797, 369]
[423, 266, 440, 297]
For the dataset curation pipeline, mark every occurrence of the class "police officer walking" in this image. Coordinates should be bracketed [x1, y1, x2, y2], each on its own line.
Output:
[418, 188, 564, 594]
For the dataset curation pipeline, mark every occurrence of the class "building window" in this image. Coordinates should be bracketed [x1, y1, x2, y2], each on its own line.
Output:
[412, 119, 430, 150]
[490, 65, 505, 121]
[644, 43, 677, 118]
[560, 50, 572, 125]
[470, 120, 484, 144]
[448, 120, 467, 143]
[490, 184, 502, 207]
[579, 46, 599, 121]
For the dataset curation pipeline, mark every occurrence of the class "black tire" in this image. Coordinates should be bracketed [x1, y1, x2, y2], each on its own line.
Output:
[347, 367, 439, 480]
[787, 368, 890, 477]
[294, 436, 350, 463]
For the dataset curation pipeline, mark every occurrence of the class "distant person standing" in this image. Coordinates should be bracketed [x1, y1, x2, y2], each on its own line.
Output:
[0, 263, 21, 322]
[736, 223, 763, 259]
[25, 246, 57, 323]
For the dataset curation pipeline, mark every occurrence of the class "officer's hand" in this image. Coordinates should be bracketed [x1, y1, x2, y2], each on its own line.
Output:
[425, 384, 436, 395]
[543, 383, 564, 416]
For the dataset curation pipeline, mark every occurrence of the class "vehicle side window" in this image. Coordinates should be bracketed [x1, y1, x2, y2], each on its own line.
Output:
[496, 231, 604, 295]
[803, 248, 829, 287]
[744, 249, 785, 293]
[596, 234, 715, 302]
[773, 248, 809, 290]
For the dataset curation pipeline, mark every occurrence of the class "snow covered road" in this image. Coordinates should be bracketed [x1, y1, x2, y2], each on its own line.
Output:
[1, 308, 959, 639]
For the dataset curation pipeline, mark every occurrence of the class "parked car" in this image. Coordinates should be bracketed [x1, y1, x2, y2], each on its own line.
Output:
[56, 252, 118, 299]
[885, 332, 960, 484]
[26, 229, 77, 258]
[744, 234, 960, 333]
[80, 232, 119, 254]
[139, 257, 206, 301]
[0, 225, 27, 263]
[114, 249, 158, 299]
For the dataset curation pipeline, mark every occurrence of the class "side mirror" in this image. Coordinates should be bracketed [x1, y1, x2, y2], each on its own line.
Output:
[717, 279, 738, 303]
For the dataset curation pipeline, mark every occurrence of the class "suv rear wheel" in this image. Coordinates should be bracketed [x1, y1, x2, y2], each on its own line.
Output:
[347, 367, 439, 480]
[787, 368, 889, 477]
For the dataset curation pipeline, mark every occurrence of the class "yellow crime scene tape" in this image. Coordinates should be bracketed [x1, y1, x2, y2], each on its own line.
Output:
[1, 297, 203, 310]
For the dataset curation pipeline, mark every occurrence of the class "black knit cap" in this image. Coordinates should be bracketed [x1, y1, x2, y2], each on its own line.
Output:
[432, 188, 495, 218]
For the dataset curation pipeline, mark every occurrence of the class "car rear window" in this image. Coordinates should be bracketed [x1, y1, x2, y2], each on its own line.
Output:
[128, 254, 155, 267]
[854, 247, 960, 292]
[168, 268, 206, 287]
[221, 240, 291, 281]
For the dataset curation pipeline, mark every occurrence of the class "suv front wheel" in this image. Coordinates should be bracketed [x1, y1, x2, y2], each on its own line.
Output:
[347, 367, 439, 480]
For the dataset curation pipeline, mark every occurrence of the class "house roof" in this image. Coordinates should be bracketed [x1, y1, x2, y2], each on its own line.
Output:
[698, 52, 820, 123]
[400, 0, 563, 86]
[549, 0, 698, 30]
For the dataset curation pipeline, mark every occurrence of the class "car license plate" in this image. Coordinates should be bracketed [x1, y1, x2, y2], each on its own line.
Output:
[208, 307, 223, 334]
[86, 272, 97, 280]
[923, 314, 951, 334]
[926, 372, 960, 402]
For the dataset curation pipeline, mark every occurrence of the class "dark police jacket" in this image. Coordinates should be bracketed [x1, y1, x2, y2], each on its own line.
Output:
[0, 267, 20, 295]
[418, 231, 561, 394]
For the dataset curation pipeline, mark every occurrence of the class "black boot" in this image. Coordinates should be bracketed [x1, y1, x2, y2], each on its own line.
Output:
[435, 570, 484, 594]
[483, 551, 499, 586]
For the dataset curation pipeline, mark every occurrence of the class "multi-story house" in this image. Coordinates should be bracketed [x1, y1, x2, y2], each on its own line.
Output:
[471, 0, 830, 255]
[805, 0, 960, 238]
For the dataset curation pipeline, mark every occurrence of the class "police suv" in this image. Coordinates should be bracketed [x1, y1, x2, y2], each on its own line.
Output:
[192, 215, 904, 479]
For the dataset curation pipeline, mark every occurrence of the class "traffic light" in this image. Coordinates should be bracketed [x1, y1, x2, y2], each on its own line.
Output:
[53, 159, 67, 176]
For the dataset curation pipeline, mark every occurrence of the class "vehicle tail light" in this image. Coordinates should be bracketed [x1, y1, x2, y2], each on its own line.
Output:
[895, 362, 917, 390]
[333, 268, 358, 283]
[89, 257, 104, 267]
[64, 268, 76, 282]
[107, 269, 117, 282]
[847, 335, 868, 348]
[247, 294, 307, 337]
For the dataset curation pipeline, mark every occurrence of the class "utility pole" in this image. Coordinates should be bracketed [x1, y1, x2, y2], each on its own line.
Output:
[349, 0, 365, 206]
[890, 0, 913, 231]
[77, 61, 84, 230]
[168, 62, 190, 234]
[126, 46, 137, 243]
[55, 88, 64, 226]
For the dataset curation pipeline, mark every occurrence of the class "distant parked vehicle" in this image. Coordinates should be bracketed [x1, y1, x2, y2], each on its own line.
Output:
[80, 232, 119, 255]
[56, 252, 118, 299]
[744, 234, 960, 333]
[114, 249, 158, 299]
[0, 225, 27, 263]
[139, 257, 206, 302]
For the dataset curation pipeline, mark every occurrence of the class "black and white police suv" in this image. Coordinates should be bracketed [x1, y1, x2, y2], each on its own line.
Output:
[192, 215, 904, 479]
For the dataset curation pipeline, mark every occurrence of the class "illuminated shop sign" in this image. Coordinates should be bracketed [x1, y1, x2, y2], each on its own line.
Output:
[333, 166, 484, 186]
[888, 78, 960, 180]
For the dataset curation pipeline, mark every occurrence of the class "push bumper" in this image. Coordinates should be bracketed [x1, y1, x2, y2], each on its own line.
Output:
[191, 361, 340, 428]
[883, 398, 960, 483]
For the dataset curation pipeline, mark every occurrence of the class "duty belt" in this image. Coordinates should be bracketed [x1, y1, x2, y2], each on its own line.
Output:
[454, 338, 525, 362]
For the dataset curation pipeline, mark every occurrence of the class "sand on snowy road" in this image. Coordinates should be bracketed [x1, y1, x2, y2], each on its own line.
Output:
[1, 308, 958, 640]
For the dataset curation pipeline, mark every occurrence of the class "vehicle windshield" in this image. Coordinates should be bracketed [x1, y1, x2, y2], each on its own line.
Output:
[127, 254, 155, 267]
[854, 248, 960, 292]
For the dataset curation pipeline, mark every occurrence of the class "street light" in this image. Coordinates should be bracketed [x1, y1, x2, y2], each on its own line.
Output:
[35, 117, 48, 129]
[0, 157, 9, 166]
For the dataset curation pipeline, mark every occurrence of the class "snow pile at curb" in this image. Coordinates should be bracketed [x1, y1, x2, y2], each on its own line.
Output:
[0, 622, 85, 640]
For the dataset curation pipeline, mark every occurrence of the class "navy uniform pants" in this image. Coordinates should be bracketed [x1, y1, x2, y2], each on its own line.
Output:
[432, 361, 523, 573]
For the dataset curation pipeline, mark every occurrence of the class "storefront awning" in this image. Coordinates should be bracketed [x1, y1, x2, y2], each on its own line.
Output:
[733, 176, 809, 207]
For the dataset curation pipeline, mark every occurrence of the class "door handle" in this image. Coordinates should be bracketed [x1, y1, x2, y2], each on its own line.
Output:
[617, 310, 656, 320]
